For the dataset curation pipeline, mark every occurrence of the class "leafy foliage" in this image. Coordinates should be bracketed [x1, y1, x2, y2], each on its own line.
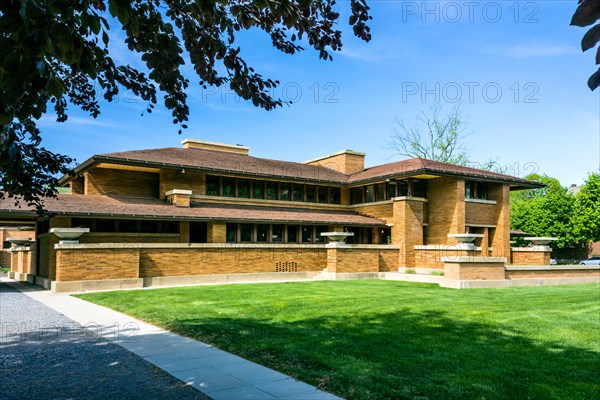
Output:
[0, 0, 372, 208]
[571, 172, 600, 244]
[511, 172, 600, 248]
[571, 0, 600, 90]
[386, 106, 470, 165]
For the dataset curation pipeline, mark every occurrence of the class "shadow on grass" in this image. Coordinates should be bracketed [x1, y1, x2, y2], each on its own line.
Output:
[169, 309, 600, 400]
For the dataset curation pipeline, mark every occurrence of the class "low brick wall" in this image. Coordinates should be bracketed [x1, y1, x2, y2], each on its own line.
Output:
[54, 243, 329, 282]
[443, 256, 507, 281]
[10, 247, 32, 274]
[511, 248, 551, 265]
[0, 249, 10, 267]
[414, 245, 483, 269]
[506, 266, 600, 279]
[326, 245, 400, 273]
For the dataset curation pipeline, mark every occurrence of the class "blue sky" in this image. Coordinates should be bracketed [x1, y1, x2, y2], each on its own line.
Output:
[39, 1, 599, 186]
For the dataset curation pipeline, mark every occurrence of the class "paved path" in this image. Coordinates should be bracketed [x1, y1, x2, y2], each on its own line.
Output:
[0, 280, 205, 400]
[1, 279, 341, 400]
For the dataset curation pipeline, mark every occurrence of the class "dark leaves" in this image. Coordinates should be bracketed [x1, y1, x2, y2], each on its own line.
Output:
[573, 0, 600, 90]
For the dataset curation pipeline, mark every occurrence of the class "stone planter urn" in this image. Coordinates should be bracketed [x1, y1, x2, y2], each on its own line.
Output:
[6, 238, 31, 247]
[524, 237, 557, 246]
[447, 233, 484, 250]
[49, 228, 90, 244]
[321, 232, 354, 248]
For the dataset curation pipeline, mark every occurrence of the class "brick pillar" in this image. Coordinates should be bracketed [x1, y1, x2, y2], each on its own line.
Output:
[481, 228, 489, 256]
[392, 199, 425, 267]
[180, 221, 190, 243]
[490, 184, 511, 260]
[166, 189, 192, 207]
[208, 222, 227, 243]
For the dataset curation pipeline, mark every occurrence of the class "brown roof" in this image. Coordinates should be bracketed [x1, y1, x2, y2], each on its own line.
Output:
[0, 195, 386, 226]
[64, 147, 542, 189]
[93, 147, 349, 183]
[348, 158, 542, 187]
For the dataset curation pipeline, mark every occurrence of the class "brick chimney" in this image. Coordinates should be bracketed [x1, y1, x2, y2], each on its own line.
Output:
[165, 189, 192, 207]
[182, 139, 249, 155]
[304, 150, 366, 174]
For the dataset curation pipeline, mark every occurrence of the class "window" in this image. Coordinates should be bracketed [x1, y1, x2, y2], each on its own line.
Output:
[329, 187, 341, 204]
[279, 182, 290, 201]
[266, 182, 278, 200]
[398, 181, 408, 197]
[465, 181, 488, 199]
[365, 185, 375, 203]
[95, 219, 116, 233]
[317, 186, 328, 203]
[376, 183, 386, 201]
[252, 180, 265, 199]
[287, 225, 299, 243]
[140, 221, 159, 233]
[160, 221, 180, 234]
[119, 220, 138, 233]
[301, 225, 313, 243]
[222, 177, 235, 197]
[315, 226, 328, 243]
[272, 225, 284, 243]
[306, 186, 316, 203]
[226, 223, 237, 242]
[3, 241, 10, 249]
[240, 224, 253, 242]
[256, 224, 269, 242]
[237, 179, 250, 198]
[72, 218, 92, 229]
[386, 183, 397, 199]
[351, 187, 364, 204]
[411, 179, 427, 198]
[206, 175, 220, 196]
[292, 184, 304, 202]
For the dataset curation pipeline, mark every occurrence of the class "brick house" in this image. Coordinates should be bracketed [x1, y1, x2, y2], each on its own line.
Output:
[0, 139, 554, 291]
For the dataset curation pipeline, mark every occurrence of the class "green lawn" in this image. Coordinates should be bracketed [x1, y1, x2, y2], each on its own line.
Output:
[76, 281, 600, 400]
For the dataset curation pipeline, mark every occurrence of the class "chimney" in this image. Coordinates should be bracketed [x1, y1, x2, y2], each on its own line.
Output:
[165, 189, 192, 207]
[304, 150, 366, 174]
[182, 139, 249, 155]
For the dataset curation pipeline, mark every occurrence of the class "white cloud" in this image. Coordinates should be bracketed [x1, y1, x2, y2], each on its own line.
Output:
[38, 115, 119, 129]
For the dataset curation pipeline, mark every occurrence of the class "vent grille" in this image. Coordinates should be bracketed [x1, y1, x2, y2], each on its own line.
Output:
[276, 261, 297, 272]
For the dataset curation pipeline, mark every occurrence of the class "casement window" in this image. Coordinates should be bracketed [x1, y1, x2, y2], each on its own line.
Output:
[71, 218, 179, 234]
[350, 178, 427, 204]
[465, 180, 488, 200]
[203, 175, 341, 204]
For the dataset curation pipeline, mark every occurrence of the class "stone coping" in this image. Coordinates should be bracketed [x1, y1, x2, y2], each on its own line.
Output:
[465, 198, 497, 205]
[414, 244, 481, 251]
[165, 189, 193, 196]
[326, 244, 400, 250]
[511, 246, 552, 252]
[441, 256, 507, 263]
[505, 265, 600, 271]
[9, 246, 32, 252]
[392, 196, 428, 203]
[55, 242, 400, 250]
[55, 242, 326, 250]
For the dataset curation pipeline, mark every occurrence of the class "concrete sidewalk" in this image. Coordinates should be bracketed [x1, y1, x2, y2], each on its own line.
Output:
[4, 278, 341, 400]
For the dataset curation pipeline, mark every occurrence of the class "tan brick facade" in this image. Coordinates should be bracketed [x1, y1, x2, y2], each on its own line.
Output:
[56, 248, 140, 281]
[426, 177, 465, 244]
[306, 151, 365, 174]
[353, 202, 394, 223]
[392, 199, 424, 267]
[85, 168, 159, 198]
[444, 261, 506, 280]
[159, 170, 205, 199]
[414, 248, 481, 269]
[511, 250, 551, 265]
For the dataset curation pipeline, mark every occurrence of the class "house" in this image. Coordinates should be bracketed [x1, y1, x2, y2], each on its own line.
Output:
[3, 139, 597, 292]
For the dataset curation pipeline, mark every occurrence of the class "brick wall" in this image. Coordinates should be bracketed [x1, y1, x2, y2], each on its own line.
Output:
[353, 202, 394, 223]
[159, 170, 205, 198]
[140, 247, 326, 277]
[465, 201, 496, 226]
[426, 177, 465, 245]
[37, 233, 60, 279]
[0, 227, 35, 244]
[415, 248, 481, 269]
[327, 248, 379, 273]
[444, 262, 506, 280]
[511, 250, 551, 265]
[0, 250, 10, 267]
[85, 168, 159, 198]
[56, 248, 140, 281]
[10, 249, 32, 274]
[378, 249, 400, 272]
[506, 269, 600, 279]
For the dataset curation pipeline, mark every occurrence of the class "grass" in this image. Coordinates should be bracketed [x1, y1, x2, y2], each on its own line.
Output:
[431, 270, 445, 276]
[76, 281, 600, 400]
[0, 267, 10, 273]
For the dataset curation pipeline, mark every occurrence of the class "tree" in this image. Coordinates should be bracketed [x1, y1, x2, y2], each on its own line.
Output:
[386, 106, 470, 165]
[510, 173, 576, 248]
[571, 0, 600, 90]
[571, 172, 600, 244]
[0, 0, 372, 209]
